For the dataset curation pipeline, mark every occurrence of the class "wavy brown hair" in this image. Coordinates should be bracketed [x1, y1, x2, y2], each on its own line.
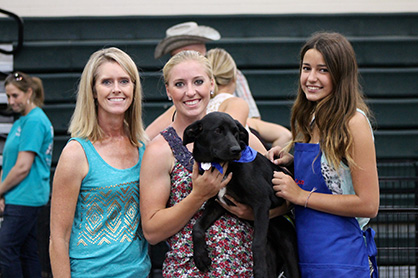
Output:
[288, 32, 372, 169]
[5, 71, 45, 107]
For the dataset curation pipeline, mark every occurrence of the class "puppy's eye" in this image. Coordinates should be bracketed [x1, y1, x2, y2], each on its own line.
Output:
[214, 127, 222, 134]
[234, 131, 240, 139]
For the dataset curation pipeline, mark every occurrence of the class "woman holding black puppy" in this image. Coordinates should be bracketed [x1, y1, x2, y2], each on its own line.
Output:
[140, 50, 290, 277]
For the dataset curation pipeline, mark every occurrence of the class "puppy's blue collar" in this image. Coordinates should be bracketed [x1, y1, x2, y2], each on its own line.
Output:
[199, 146, 257, 174]
[236, 146, 257, 164]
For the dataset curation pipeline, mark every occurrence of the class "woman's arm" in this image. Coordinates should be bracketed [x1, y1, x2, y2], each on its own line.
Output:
[247, 118, 292, 148]
[49, 141, 88, 278]
[0, 151, 35, 196]
[145, 105, 176, 140]
[140, 138, 232, 245]
[273, 111, 380, 218]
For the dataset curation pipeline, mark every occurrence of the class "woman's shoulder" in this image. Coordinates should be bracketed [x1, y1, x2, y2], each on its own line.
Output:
[55, 139, 89, 177]
[349, 110, 371, 129]
[226, 95, 247, 105]
[348, 110, 374, 141]
[142, 133, 175, 173]
[23, 107, 51, 124]
[61, 139, 87, 161]
[144, 134, 172, 158]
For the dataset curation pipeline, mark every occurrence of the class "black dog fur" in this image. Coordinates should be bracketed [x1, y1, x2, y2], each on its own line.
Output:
[183, 112, 300, 278]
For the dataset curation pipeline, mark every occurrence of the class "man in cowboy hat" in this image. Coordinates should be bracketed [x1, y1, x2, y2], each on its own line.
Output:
[146, 21, 261, 139]
[154, 21, 221, 60]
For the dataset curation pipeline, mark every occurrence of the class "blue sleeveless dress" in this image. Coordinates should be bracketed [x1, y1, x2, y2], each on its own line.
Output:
[68, 138, 151, 278]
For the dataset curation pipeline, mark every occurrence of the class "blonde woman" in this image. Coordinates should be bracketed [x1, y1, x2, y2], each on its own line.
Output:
[49, 47, 151, 278]
[207, 48, 292, 148]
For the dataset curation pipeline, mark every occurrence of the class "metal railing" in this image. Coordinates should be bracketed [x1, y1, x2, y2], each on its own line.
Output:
[369, 160, 418, 278]
[0, 8, 24, 55]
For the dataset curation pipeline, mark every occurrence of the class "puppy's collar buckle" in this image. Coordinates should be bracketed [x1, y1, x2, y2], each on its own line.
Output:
[199, 162, 224, 174]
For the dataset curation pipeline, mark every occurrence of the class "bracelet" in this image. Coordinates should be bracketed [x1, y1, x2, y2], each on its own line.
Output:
[304, 187, 317, 208]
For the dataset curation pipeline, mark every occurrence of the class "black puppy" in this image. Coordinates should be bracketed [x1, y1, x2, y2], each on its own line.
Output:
[183, 112, 299, 278]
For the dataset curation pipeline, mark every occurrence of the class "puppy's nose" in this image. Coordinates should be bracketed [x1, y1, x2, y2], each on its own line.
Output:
[230, 145, 241, 155]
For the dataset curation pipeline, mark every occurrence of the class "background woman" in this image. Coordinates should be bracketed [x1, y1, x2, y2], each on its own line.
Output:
[207, 48, 292, 148]
[49, 47, 151, 277]
[0, 72, 54, 277]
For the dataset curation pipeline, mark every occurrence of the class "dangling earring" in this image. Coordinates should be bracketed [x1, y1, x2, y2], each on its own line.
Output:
[168, 96, 172, 101]
[210, 91, 214, 96]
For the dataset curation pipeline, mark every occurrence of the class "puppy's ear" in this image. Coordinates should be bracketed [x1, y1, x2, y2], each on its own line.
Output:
[234, 120, 249, 147]
[183, 121, 203, 146]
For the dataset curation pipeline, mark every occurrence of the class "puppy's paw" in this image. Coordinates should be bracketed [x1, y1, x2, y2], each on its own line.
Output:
[194, 251, 211, 273]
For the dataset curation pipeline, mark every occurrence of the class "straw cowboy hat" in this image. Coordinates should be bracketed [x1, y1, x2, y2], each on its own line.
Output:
[154, 21, 221, 59]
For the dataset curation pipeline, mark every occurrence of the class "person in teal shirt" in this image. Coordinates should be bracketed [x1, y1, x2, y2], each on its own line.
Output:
[49, 47, 151, 278]
[0, 72, 54, 277]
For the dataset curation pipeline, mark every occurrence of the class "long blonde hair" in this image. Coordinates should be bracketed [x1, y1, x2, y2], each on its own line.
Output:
[289, 32, 372, 169]
[69, 47, 146, 146]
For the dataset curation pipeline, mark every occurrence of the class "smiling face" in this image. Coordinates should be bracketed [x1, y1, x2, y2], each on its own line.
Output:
[300, 48, 333, 102]
[94, 61, 134, 118]
[165, 59, 213, 120]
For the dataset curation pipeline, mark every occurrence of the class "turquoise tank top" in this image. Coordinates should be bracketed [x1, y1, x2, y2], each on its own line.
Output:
[68, 138, 151, 278]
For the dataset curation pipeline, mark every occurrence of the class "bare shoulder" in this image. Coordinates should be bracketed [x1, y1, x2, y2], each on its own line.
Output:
[225, 96, 248, 107]
[349, 110, 369, 126]
[143, 134, 174, 170]
[141, 133, 175, 197]
[348, 111, 373, 139]
[55, 140, 88, 180]
[59, 140, 87, 162]
[221, 96, 249, 125]
[227, 97, 249, 113]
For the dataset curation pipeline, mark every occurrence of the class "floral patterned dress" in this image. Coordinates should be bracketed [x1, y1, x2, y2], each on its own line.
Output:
[161, 127, 254, 278]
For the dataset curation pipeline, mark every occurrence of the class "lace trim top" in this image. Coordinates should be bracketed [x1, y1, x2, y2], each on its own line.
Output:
[206, 93, 234, 114]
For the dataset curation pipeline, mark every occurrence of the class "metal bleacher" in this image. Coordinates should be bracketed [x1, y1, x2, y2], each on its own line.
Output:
[0, 11, 417, 278]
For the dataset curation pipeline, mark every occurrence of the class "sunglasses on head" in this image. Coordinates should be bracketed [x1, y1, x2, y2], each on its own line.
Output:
[14, 72, 23, 81]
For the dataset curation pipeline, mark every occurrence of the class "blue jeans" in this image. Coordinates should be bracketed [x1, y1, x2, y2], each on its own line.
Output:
[0, 204, 42, 278]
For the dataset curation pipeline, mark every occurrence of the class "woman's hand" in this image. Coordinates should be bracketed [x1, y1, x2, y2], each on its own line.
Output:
[191, 162, 232, 202]
[217, 194, 292, 220]
[0, 197, 5, 214]
[266, 146, 293, 166]
[272, 171, 304, 206]
[217, 194, 254, 220]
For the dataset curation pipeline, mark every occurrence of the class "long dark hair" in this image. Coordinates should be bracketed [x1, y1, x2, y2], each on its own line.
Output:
[289, 32, 371, 169]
